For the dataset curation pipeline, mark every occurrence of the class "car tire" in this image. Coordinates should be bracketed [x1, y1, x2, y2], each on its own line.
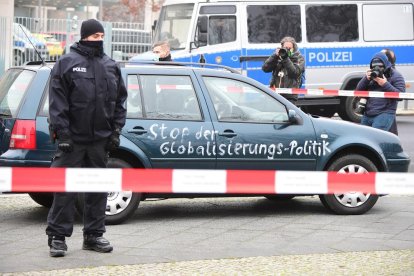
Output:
[265, 195, 295, 201]
[319, 154, 379, 215]
[338, 97, 362, 123]
[76, 158, 142, 225]
[28, 192, 54, 208]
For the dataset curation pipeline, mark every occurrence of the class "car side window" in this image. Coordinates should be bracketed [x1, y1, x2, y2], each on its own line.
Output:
[139, 75, 202, 121]
[203, 76, 289, 123]
[38, 81, 50, 117]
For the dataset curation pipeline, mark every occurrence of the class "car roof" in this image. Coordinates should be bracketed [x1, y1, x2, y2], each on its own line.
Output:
[14, 61, 240, 76]
[123, 61, 240, 74]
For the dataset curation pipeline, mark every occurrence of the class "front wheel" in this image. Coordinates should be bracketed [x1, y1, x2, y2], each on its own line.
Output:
[319, 154, 379, 215]
[76, 158, 142, 225]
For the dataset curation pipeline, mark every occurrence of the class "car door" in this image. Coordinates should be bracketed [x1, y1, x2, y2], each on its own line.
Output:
[197, 73, 319, 170]
[122, 68, 216, 169]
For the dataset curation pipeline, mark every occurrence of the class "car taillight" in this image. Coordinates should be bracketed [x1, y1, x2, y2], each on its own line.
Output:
[9, 120, 36, 149]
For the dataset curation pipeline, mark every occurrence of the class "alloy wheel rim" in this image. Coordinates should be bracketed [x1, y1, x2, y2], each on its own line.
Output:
[106, 191, 133, 216]
[334, 164, 371, 208]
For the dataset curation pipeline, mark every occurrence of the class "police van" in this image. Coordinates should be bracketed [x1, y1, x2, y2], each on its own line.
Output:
[151, 0, 414, 122]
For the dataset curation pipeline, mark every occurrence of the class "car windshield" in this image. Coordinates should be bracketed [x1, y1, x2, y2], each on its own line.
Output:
[153, 3, 194, 50]
[0, 69, 35, 117]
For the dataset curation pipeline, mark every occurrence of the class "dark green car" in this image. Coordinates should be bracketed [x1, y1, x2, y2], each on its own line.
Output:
[0, 61, 410, 224]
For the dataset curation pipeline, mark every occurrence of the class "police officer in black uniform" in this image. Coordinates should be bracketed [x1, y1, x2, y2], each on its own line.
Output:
[46, 19, 127, 257]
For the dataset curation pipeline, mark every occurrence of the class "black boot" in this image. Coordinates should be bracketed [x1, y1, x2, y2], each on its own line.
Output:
[82, 234, 113, 253]
[48, 235, 67, 257]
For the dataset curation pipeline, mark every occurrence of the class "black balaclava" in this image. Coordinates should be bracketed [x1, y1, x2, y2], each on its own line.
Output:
[79, 19, 105, 55]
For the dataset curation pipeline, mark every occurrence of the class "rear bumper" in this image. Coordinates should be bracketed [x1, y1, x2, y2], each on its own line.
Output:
[0, 158, 51, 167]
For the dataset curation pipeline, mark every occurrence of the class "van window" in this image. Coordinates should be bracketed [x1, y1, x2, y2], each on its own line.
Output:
[247, 5, 301, 43]
[200, 5, 236, 14]
[209, 16, 236, 45]
[154, 3, 194, 50]
[363, 4, 414, 41]
[306, 4, 358, 42]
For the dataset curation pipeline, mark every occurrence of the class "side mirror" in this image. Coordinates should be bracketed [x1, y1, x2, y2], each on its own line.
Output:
[288, 109, 298, 124]
[196, 16, 208, 47]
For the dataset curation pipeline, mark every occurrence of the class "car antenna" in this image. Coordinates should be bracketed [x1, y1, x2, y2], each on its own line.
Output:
[18, 24, 46, 66]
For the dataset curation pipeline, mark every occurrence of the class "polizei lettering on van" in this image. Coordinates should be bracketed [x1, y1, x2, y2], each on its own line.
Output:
[308, 51, 352, 64]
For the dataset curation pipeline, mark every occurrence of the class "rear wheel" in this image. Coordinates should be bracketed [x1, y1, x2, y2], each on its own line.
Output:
[28, 192, 53, 208]
[319, 154, 379, 215]
[76, 158, 142, 225]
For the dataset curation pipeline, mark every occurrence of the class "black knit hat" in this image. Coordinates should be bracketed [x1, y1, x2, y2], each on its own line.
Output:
[80, 19, 104, 39]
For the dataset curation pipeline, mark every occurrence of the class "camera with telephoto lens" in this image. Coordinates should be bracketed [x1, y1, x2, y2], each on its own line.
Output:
[278, 48, 289, 59]
[370, 67, 384, 79]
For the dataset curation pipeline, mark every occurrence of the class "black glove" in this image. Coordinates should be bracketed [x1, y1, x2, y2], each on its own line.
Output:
[106, 129, 121, 152]
[57, 131, 74, 153]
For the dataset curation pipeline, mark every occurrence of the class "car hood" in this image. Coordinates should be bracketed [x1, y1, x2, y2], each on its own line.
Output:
[308, 115, 406, 160]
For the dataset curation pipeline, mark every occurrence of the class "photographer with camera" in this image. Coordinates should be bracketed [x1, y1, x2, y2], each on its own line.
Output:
[262, 36, 305, 104]
[356, 51, 405, 132]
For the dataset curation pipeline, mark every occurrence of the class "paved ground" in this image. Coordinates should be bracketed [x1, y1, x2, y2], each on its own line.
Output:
[0, 194, 413, 275]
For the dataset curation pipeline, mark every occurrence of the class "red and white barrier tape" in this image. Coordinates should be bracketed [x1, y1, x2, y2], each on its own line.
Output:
[1, 168, 413, 194]
[153, 84, 414, 99]
[272, 87, 414, 99]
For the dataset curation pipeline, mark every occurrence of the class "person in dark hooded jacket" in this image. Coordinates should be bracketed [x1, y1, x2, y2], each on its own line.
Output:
[356, 51, 405, 132]
[262, 36, 305, 104]
[46, 19, 127, 258]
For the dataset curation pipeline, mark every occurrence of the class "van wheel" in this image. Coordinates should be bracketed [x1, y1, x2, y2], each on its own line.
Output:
[28, 192, 53, 208]
[302, 106, 336, 118]
[319, 154, 379, 215]
[76, 158, 142, 225]
[338, 96, 362, 123]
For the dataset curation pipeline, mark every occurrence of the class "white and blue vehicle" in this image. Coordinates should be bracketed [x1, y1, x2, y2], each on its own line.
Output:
[151, 0, 414, 122]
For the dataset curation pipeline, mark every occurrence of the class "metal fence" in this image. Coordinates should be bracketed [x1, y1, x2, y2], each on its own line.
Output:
[4, 17, 152, 70]
[0, 17, 7, 74]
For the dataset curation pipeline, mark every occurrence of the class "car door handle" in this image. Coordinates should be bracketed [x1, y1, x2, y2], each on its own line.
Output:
[127, 126, 147, 135]
[218, 130, 237, 138]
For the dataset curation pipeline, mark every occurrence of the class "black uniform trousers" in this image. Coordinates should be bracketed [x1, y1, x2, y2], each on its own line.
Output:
[46, 138, 108, 238]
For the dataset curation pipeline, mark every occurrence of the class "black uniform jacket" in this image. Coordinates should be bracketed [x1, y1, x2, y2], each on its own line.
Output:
[49, 42, 127, 143]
